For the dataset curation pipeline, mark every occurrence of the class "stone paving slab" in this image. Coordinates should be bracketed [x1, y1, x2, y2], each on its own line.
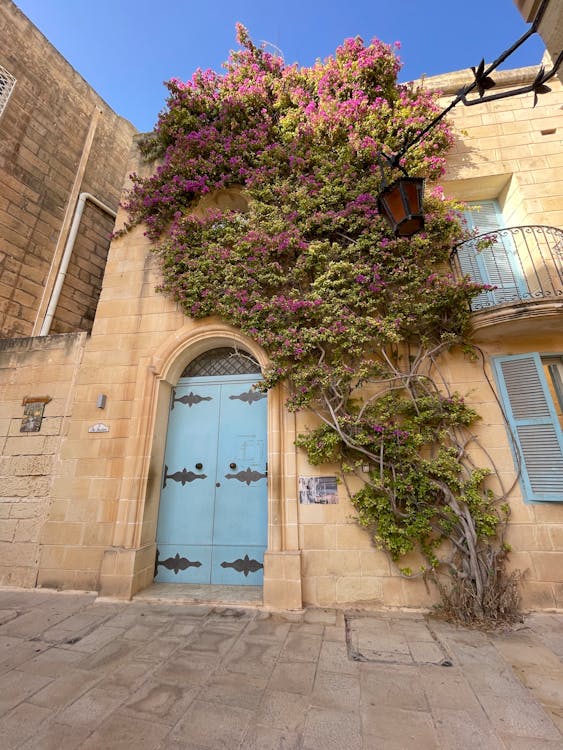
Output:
[0, 587, 561, 748]
[346, 612, 450, 665]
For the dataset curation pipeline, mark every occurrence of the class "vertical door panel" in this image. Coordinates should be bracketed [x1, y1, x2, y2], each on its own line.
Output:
[155, 384, 221, 582]
[212, 380, 268, 584]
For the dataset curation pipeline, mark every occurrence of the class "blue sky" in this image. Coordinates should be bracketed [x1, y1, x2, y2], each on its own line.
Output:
[14, 0, 546, 132]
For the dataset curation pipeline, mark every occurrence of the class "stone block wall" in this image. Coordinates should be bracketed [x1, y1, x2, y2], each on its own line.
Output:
[431, 67, 563, 229]
[48, 202, 116, 334]
[431, 339, 563, 610]
[36, 224, 186, 594]
[29, 66, 563, 609]
[0, 333, 86, 587]
[0, 0, 137, 338]
[0, 56, 561, 610]
[277, 69, 563, 610]
[437, 68, 563, 607]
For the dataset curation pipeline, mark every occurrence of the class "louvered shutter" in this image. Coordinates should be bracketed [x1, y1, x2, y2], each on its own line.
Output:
[494, 353, 563, 502]
[463, 201, 527, 308]
[456, 236, 489, 309]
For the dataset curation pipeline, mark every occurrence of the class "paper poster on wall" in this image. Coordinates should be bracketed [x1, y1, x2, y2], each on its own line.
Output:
[299, 476, 338, 504]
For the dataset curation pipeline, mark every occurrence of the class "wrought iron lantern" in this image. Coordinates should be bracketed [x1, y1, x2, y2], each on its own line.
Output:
[377, 176, 425, 238]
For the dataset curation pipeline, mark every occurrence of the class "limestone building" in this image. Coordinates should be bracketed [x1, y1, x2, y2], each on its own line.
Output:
[0, 0, 136, 586]
[0, 0, 562, 610]
[0, 1, 137, 338]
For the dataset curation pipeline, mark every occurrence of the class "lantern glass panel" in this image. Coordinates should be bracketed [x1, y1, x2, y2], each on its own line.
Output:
[383, 185, 407, 224]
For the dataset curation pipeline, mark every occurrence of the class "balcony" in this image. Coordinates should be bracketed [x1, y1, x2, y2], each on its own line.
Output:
[450, 225, 563, 329]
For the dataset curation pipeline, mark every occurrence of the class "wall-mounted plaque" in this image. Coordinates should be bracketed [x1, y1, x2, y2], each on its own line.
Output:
[88, 423, 110, 433]
[20, 396, 51, 433]
[299, 476, 338, 504]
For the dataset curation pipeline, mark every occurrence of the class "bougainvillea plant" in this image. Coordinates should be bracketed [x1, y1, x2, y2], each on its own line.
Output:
[125, 26, 519, 625]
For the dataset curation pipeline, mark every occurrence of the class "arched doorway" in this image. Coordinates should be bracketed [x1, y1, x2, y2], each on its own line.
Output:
[154, 347, 268, 586]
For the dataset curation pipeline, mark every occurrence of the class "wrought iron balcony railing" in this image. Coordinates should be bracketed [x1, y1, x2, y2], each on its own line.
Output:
[450, 225, 563, 311]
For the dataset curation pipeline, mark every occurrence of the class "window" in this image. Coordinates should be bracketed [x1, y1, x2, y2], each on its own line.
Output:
[181, 347, 261, 377]
[0, 65, 16, 118]
[493, 353, 563, 502]
[458, 200, 528, 309]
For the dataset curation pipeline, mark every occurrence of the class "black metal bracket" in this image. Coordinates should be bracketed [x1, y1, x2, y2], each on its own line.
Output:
[460, 51, 562, 107]
[392, 0, 561, 165]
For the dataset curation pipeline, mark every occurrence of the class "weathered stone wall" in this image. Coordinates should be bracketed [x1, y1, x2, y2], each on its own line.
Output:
[0, 333, 86, 588]
[0, 0, 136, 338]
[435, 67, 563, 229]
[0, 60, 561, 610]
[277, 68, 563, 610]
[48, 203, 116, 334]
[36, 221, 187, 596]
[439, 70, 563, 609]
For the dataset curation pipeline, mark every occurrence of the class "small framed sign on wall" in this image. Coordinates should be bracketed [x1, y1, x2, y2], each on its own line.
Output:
[20, 396, 51, 433]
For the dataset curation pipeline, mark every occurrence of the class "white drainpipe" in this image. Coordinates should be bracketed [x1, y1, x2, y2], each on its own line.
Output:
[39, 192, 117, 336]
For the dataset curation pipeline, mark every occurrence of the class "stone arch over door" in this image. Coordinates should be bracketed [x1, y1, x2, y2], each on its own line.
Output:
[100, 320, 303, 608]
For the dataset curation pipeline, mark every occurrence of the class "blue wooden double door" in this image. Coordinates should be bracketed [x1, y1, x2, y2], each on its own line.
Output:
[155, 374, 268, 586]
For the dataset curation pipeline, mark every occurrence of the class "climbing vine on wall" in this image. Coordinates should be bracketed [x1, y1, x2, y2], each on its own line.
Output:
[125, 26, 519, 624]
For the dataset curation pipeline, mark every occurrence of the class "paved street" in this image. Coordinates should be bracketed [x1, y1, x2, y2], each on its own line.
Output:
[0, 588, 562, 749]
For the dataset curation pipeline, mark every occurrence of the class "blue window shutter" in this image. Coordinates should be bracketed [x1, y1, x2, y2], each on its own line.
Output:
[493, 353, 563, 502]
[464, 200, 502, 233]
[462, 201, 528, 308]
[456, 237, 490, 310]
